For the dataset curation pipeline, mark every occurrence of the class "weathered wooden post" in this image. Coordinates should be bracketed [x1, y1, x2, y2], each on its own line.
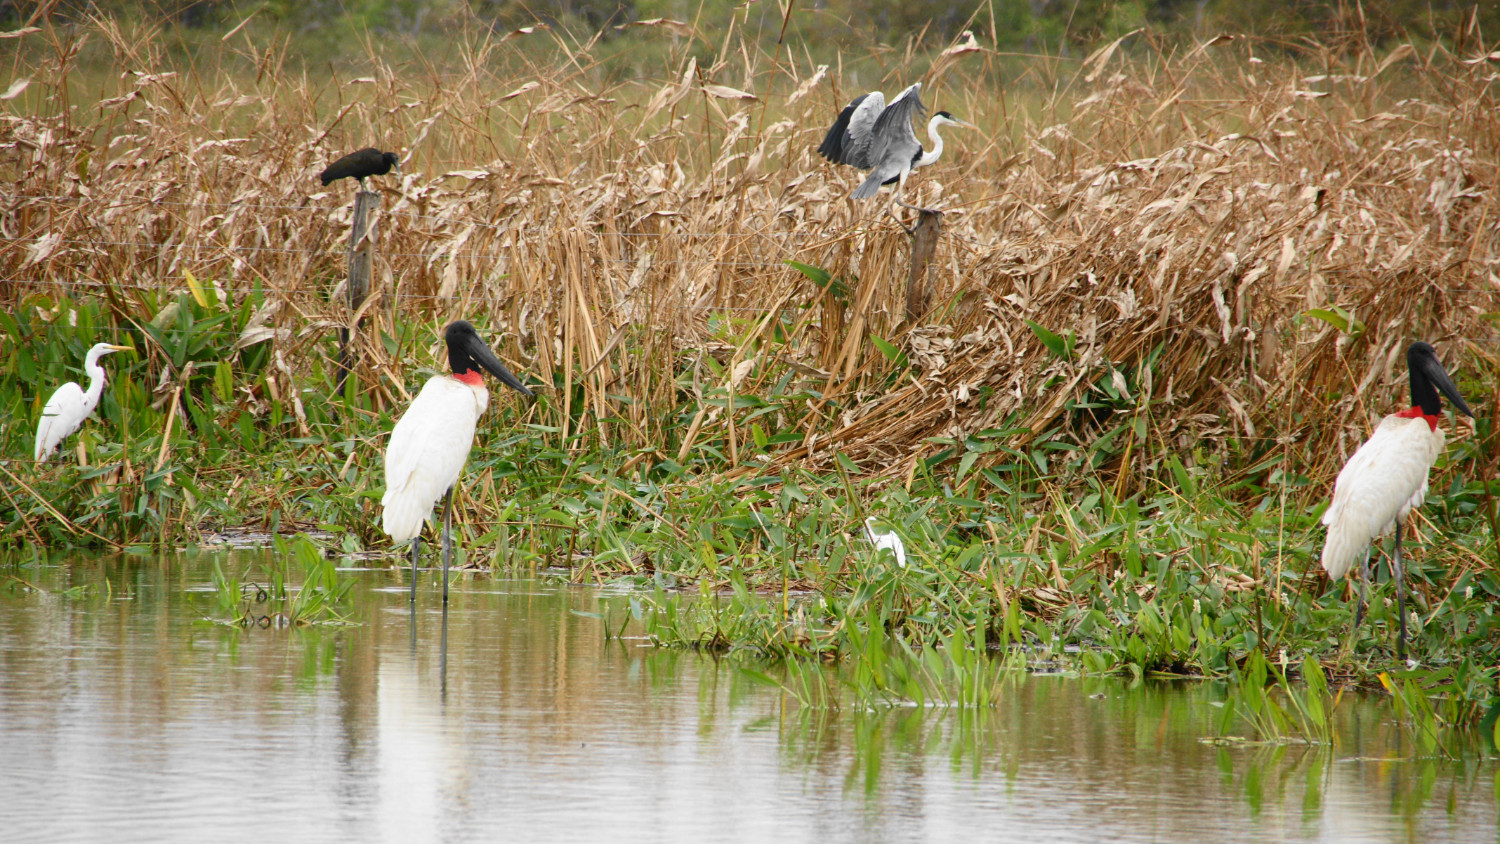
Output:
[336, 189, 380, 394]
[904, 208, 941, 323]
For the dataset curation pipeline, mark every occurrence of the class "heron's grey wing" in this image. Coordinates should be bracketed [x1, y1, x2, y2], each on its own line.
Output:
[866, 82, 925, 175]
[817, 94, 868, 164]
[841, 91, 887, 169]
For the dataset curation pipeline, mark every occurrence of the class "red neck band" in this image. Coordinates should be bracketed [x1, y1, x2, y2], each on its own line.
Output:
[454, 370, 483, 387]
[1395, 406, 1440, 431]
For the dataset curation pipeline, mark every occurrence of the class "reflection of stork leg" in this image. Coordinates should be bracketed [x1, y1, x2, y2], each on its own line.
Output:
[409, 537, 422, 603]
[440, 487, 454, 605]
[1392, 521, 1407, 661]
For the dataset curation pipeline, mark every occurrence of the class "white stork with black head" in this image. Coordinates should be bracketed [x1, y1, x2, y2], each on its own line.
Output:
[1321, 341, 1473, 659]
[382, 320, 533, 603]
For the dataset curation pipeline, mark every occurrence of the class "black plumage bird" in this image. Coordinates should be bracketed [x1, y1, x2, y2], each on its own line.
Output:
[320, 148, 401, 189]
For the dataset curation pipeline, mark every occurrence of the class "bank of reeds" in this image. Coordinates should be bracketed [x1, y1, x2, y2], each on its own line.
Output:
[3, 17, 1498, 712]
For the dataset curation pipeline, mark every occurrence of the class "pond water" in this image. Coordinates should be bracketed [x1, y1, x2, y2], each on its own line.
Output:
[0, 549, 1494, 843]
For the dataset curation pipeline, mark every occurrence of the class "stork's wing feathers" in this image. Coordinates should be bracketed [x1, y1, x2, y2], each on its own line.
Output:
[381, 377, 487, 543]
[34, 381, 88, 461]
[1321, 416, 1444, 579]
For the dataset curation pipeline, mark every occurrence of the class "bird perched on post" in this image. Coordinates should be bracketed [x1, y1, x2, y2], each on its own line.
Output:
[319, 148, 401, 190]
[816, 82, 973, 207]
[1321, 341, 1473, 659]
[382, 321, 534, 603]
[34, 342, 131, 462]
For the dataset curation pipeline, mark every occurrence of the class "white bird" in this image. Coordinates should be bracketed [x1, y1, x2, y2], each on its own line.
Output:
[1322, 341, 1473, 659]
[34, 342, 131, 462]
[383, 320, 533, 603]
[816, 82, 974, 206]
[864, 516, 907, 569]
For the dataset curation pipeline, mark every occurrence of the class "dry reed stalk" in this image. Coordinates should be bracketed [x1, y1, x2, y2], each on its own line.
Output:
[1, 20, 1495, 499]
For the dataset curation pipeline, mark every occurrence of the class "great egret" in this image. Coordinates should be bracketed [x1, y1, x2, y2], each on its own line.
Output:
[864, 516, 907, 568]
[1321, 341, 1473, 659]
[320, 148, 401, 189]
[34, 342, 130, 462]
[382, 321, 533, 602]
[816, 82, 973, 206]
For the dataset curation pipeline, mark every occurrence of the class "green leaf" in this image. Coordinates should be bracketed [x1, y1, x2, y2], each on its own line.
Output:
[1025, 320, 1073, 360]
[870, 334, 906, 367]
[786, 260, 848, 300]
[1303, 306, 1365, 337]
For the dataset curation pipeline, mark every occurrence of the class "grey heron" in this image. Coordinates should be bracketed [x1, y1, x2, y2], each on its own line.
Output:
[382, 320, 534, 604]
[320, 148, 401, 190]
[816, 82, 973, 207]
[1321, 341, 1473, 660]
[34, 342, 131, 462]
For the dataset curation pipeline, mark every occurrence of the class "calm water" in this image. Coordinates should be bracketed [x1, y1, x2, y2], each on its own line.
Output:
[0, 550, 1495, 843]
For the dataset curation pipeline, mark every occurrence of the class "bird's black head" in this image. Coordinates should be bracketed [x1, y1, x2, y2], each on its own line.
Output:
[444, 320, 534, 398]
[1408, 341, 1472, 418]
[936, 110, 953, 120]
[381, 151, 401, 174]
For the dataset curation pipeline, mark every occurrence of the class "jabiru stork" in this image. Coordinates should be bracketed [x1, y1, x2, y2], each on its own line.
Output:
[34, 342, 131, 462]
[382, 321, 533, 602]
[1321, 341, 1473, 659]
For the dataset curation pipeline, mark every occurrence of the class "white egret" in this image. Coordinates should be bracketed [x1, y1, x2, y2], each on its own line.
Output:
[382, 320, 533, 603]
[1321, 341, 1473, 659]
[33, 342, 131, 462]
[864, 516, 907, 569]
[816, 82, 973, 206]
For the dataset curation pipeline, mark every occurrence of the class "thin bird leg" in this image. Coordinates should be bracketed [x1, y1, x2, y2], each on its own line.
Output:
[1353, 547, 1372, 630]
[409, 537, 421, 603]
[441, 487, 454, 605]
[1392, 521, 1407, 661]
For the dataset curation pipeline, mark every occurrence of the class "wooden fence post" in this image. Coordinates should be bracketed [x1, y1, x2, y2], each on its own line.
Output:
[336, 189, 380, 394]
[905, 208, 942, 324]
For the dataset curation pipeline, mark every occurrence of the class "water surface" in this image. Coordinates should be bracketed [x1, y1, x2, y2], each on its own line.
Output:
[0, 550, 1494, 843]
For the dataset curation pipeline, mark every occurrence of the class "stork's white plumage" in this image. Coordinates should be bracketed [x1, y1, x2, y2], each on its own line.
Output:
[1320, 341, 1472, 659]
[1321, 415, 1443, 580]
[864, 516, 907, 569]
[382, 320, 533, 603]
[34, 342, 130, 462]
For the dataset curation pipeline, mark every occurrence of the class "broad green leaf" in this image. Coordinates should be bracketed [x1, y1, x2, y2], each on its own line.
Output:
[1025, 319, 1072, 360]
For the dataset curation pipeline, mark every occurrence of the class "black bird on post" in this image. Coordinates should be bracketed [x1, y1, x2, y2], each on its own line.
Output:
[320, 148, 401, 190]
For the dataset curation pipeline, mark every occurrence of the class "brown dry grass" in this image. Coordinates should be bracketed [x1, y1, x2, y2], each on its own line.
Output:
[3, 18, 1497, 497]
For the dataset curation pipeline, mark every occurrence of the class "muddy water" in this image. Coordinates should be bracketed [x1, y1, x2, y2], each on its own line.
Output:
[0, 550, 1493, 843]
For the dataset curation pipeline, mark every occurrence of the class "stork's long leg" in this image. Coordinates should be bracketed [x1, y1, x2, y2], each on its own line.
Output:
[1353, 547, 1373, 630]
[440, 487, 454, 605]
[409, 537, 422, 603]
[1392, 521, 1407, 661]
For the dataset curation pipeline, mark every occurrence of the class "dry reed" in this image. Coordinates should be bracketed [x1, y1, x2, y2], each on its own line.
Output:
[3, 19, 1496, 498]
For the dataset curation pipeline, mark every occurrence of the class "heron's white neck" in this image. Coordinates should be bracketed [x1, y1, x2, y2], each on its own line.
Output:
[916, 117, 948, 168]
[81, 353, 108, 415]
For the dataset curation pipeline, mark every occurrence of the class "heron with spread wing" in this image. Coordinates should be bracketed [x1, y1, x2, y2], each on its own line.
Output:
[817, 82, 972, 209]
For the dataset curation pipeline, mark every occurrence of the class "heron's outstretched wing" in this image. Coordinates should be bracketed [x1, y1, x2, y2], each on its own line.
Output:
[839, 92, 887, 169]
[817, 94, 867, 165]
[866, 83, 925, 174]
[34, 381, 87, 461]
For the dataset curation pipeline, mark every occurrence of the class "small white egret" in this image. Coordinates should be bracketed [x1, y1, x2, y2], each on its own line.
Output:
[34, 342, 131, 462]
[816, 82, 973, 207]
[1321, 341, 1473, 659]
[382, 321, 533, 603]
[864, 516, 907, 569]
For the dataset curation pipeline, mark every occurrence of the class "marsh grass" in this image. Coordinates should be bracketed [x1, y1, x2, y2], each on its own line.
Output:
[2, 16, 1498, 716]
